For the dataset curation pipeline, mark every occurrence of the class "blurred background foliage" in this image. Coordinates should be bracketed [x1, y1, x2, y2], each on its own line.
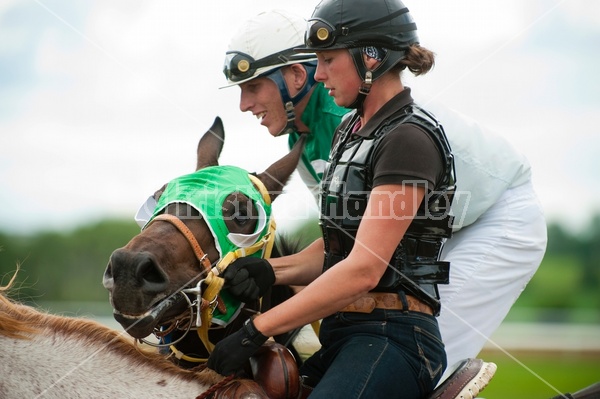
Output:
[1, 215, 599, 319]
[0, 219, 140, 309]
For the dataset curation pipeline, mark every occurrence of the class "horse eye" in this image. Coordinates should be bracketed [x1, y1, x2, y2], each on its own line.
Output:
[223, 192, 255, 227]
[233, 208, 250, 225]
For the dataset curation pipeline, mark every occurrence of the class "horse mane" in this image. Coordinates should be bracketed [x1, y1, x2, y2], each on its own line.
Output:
[0, 273, 223, 385]
[0, 272, 39, 339]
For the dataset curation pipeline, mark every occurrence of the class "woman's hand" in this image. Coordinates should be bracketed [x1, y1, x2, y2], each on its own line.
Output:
[206, 318, 268, 376]
[223, 258, 275, 302]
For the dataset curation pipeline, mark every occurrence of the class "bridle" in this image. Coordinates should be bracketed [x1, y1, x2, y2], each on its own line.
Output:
[137, 174, 276, 359]
[152, 214, 213, 271]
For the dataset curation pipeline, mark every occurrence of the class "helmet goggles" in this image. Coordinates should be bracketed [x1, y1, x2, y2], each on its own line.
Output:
[305, 18, 338, 49]
[223, 48, 315, 83]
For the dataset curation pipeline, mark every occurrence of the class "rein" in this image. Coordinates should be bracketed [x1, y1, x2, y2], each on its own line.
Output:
[142, 174, 276, 360]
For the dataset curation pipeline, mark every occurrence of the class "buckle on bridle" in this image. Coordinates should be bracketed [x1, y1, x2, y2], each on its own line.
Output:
[182, 279, 205, 327]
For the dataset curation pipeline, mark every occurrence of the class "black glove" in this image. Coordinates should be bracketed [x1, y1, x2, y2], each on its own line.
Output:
[223, 257, 275, 302]
[206, 318, 269, 376]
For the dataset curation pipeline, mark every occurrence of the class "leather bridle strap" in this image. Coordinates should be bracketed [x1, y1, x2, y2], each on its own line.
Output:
[147, 213, 219, 354]
[148, 214, 212, 273]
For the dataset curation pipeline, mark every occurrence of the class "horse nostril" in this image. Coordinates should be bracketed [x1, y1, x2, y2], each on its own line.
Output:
[103, 263, 114, 290]
[136, 255, 168, 293]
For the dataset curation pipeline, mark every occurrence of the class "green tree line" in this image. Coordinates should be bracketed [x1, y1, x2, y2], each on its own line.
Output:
[0, 219, 140, 304]
[1, 216, 599, 316]
[513, 215, 600, 315]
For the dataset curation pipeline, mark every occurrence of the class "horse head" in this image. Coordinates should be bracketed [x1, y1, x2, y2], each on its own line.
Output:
[103, 117, 304, 339]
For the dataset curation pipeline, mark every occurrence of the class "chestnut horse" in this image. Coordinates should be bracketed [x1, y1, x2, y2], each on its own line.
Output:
[103, 116, 305, 366]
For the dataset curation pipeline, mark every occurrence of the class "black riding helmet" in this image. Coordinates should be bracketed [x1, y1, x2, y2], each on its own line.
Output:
[297, 0, 419, 110]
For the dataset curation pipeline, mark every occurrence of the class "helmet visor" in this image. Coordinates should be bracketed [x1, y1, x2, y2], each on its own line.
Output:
[223, 51, 260, 83]
[223, 49, 316, 83]
[305, 18, 337, 49]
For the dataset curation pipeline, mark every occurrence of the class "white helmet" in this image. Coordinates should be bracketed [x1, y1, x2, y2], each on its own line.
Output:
[222, 10, 319, 136]
[222, 9, 317, 86]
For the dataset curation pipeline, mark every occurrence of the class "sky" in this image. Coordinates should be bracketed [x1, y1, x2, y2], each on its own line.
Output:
[1, 0, 599, 234]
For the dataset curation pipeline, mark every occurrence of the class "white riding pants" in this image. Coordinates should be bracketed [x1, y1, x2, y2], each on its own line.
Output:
[438, 181, 547, 380]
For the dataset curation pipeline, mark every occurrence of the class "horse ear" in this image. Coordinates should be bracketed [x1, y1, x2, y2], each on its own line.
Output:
[256, 135, 307, 202]
[196, 116, 225, 170]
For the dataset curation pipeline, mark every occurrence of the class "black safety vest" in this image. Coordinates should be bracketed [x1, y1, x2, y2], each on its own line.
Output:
[320, 104, 456, 315]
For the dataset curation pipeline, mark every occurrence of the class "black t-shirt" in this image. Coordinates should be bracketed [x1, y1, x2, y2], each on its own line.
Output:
[333, 88, 444, 191]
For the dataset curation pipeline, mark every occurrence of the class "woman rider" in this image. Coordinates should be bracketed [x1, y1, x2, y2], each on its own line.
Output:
[209, 0, 455, 397]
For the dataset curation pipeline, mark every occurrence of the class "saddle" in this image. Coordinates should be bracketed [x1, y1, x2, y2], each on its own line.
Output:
[212, 341, 300, 399]
[427, 358, 497, 399]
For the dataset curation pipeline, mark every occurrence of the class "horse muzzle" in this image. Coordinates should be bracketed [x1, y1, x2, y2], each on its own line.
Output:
[112, 293, 189, 338]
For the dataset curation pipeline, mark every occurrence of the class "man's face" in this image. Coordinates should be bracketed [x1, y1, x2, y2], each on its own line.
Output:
[238, 77, 287, 137]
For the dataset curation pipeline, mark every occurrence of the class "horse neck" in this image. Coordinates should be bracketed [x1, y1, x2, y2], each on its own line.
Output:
[0, 299, 214, 398]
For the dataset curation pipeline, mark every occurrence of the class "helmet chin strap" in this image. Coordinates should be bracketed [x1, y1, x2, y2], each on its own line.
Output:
[348, 70, 373, 115]
[347, 48, 375, 115]
[347, 46, 408, 115]
[265, 63, 317, 136]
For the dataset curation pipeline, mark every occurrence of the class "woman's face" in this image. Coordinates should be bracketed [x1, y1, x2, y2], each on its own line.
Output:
[315, 50, 361, 108]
